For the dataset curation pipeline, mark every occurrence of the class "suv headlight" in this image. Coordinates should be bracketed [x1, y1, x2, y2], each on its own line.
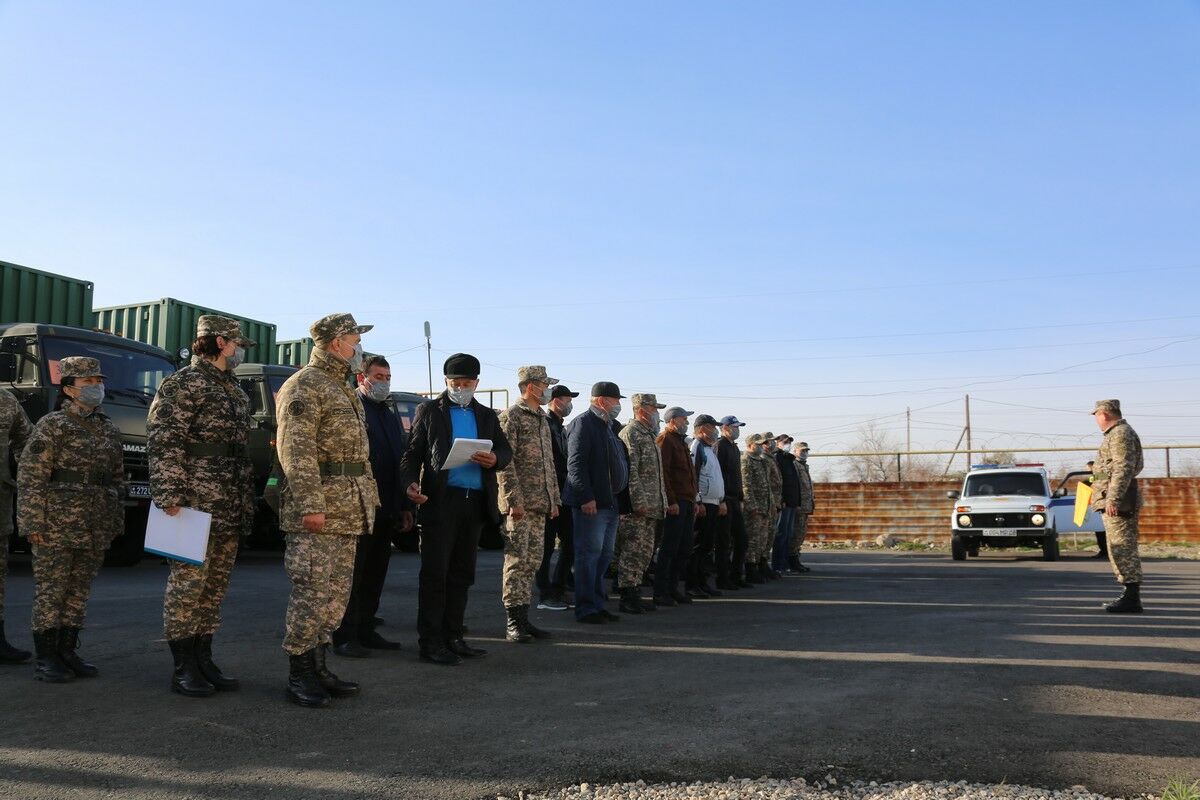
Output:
[1031, 513, 1045, 526]
[958, 514, 972, 527]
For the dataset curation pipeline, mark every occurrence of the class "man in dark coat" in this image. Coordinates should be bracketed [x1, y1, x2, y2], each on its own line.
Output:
[772, 434, 801, 574]
[535, 384, 579, 610]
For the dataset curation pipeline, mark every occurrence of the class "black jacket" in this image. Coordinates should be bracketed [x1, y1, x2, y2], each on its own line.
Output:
[399, 393, 513, 525]
[716, 437, 744, 501]
[775, 449, 800, 507]
[362, 394, 411, 518]
[547, 409, 569, 490]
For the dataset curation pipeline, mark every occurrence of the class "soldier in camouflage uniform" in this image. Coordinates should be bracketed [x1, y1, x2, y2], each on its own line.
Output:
[760, 432, 783, 579]
[148, 315, 256, 697]
[789, 441, 814, 573]
[0, 387, 34, 664]
[1090, 399, 1145, 613]
[617, 393, 668, 614]
[277, 313, 380, 707]
[17, 357, 124, 683]
[497, 366, 561, 643]
[740, 434, 771, 583]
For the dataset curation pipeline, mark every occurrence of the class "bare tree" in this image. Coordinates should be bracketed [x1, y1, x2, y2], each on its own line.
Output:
[844, 421, 899, 481]
[981, 450, 1016, 465]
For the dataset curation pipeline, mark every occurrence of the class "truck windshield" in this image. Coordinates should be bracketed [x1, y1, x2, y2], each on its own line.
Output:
[964, 472, 1046, 497]
[42, 337, 175, 397]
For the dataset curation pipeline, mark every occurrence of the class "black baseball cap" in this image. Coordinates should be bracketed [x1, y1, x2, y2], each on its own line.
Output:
[694, 414, 720, 427]
[591, 381, 625, 399]
[551, 385, 580, 399]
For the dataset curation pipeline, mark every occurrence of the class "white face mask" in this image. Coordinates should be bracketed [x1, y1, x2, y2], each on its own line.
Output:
[727, 427, 740, 441]
[364, 379, 390, 402]
[559, 401, 573, 417]
[226, 346, 245, 370]
[608, 401, 622, 421]
[447, 386, 474, 406]
[541, 386, 554, 405]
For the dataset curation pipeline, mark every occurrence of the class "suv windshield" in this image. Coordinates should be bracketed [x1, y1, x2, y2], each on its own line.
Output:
[964, 472, 1046, 497]
[42, 336, 175, 398]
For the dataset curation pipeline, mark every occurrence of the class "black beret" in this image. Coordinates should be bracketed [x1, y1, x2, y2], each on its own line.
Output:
[443, 353, 481, 379]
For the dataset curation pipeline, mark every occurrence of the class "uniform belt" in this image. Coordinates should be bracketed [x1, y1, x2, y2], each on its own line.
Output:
[320, 461, 367, 477]
[184, 442, 248, 458]
[49, 469, 111, 486]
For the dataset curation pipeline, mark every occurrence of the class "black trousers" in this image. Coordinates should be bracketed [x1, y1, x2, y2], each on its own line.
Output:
[654, 500, 694, 597]
[725, 499, 748, 579]
[417, 489, 485, 649]
[333, 513, 395, 645]
[687, 503, 720, 588]
[535, 506, 574, 599]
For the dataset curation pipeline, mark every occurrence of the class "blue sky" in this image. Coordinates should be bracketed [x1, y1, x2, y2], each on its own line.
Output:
[2, 1, 1198, 476]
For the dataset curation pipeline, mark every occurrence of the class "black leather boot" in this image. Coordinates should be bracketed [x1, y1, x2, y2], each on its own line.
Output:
[1105, 583, 1143, 613]
[618, 588, 645, 615]
[195, 633, 239, 691]
[169, 638, 216, 697]
[313, 644, 359, 697]
[287, 650, 331, 708]
[59, 627, 98, 677]
[0, 620, 32, 664]
[520, 605, 552, 638]
[760, 558, 778, 580]
[34, 629, 73, 683]
[745, 562, 762, 584]
[787, 554, 802, 573]
[506, 606, 532, 643]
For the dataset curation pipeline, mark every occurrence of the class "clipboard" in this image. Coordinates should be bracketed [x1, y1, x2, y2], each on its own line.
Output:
[144, 504, 212, 565]
[441, 438, 493, 471]
[1073, 482, 1093, 528]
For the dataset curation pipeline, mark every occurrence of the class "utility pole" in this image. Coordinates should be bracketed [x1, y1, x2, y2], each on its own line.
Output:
[424, 321, 433, 394]
[906, 406, 911, 472]
[965, 394, 972, 471]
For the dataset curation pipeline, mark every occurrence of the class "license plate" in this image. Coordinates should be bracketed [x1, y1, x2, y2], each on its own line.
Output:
[982, 528, 1014, 537]
[127, 483, 151, 499]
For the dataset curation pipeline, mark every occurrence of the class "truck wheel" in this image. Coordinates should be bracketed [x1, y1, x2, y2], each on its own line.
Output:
[951, 535, 967, 561]
[1042, 535, 1060, 561]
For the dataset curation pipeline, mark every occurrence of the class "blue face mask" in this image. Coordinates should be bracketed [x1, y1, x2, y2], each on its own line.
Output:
[226, 346, 245, 370]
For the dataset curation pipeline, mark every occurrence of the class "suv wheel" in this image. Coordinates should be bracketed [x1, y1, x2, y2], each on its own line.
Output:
[951, 535, 967, 561]
[1042, 535, 1060, 561]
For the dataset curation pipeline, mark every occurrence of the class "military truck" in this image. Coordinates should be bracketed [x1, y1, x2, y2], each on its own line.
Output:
[231, 362, 298, 547]
[1, 322, 177, 565]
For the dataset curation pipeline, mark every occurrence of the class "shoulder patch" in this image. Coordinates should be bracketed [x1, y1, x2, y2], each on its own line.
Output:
[288, 400, 307, 417]
[160, 381, 178, 399]
[30, 440, 46, 455]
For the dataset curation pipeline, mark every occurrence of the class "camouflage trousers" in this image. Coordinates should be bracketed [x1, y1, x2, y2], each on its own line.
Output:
[163, 531, 240, 640]
[282, 531, 358, 656]
[790, 513, 810, 555]
[31, 544, 105, 631]
[0, 488, 11, 618]
[1103, 509, 1142, 585]
[746, 512, 773, 563]
[616, 515, 657, 590]
[502, 513, 548, 607]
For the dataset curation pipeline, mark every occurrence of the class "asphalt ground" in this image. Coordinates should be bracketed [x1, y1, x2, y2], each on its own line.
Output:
[0, 547, 1197, 800]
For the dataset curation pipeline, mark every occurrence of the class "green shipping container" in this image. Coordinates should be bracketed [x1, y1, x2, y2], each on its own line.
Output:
[0, 259, 94, 328]
[94, 298, 278, 364]
[275, 337, 315, 367]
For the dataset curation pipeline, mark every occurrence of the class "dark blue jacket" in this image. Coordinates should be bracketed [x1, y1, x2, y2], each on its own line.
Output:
[362, 394, 409, 518]
[563, 408, 628, 509]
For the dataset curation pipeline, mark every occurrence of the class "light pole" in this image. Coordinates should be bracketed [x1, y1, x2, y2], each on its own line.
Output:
[424, 321, 433, 394]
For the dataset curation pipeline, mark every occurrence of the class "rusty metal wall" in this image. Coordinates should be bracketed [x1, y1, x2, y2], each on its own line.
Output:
[808, 478, 1200, 544]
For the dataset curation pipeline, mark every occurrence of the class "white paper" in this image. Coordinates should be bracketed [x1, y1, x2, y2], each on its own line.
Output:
[441, 438, 493, 471]
[144, 504, 212, 565]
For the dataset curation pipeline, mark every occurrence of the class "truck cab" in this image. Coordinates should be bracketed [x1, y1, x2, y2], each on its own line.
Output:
[1, 322, 177, 565]
[946, 464, 1059, 561]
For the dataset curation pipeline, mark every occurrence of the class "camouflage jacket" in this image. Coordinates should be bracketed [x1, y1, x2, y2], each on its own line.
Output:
[764, 452, 783, 509]
[17, 400, 125, 548]
[1091, 419, 1144, 512]
[147, 357, 255, 535]
[276, 348, 379, 535]
[1, 388, 33, 496]
[796, 459, 815, 514]
[497, 401, 560, 515]
[619, 419, 667, 519]
[741, 451, 771, 516]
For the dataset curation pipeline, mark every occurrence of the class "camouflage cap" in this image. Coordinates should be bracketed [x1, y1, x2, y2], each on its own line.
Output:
[1092, 399, 1122, 417]
[796, 441, 810, 450]
[631, 393, 666, 409]
[745, 433, 764, 445]
[760, 431, 775, 441]
[310, 313, 373, 346]
[197, 314, 257, 348]
[59, 356, 106, 380]
[517, 365, 558, 385]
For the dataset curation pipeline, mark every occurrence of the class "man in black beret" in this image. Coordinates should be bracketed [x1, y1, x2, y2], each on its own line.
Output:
[401, 353, 513, 664]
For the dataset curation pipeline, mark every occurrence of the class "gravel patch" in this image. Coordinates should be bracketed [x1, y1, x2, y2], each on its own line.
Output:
[503, 778, 1143, 800]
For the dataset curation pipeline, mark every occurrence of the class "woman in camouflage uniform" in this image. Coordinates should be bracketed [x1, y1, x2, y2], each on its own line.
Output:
[17, 356, 124, 683]
[147, 315, 255, 698]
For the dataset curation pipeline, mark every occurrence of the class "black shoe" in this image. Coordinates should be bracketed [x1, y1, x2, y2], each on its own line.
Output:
[717, 580, 739, 592]
[652, 595, 676, 607]
[287, 651, 331, 707]
[195, 633, 239, 691]
[372, 616, 385, 627]
[685, 587, 707, 600]
[448, 638, 487, 658]
[33, 629, 73, 684]
[671, 590, 693, 605]
[618, 590, 645, 615]
[519, 605, 552, 639]
[314, 644, 360, 697]
[1093, 550, 1109, 559]
[639, 597, 658, 612]
[700, 583, 722, 597]
[506, 607, 533, 643]
[0, 620, 31, 665]
[787, 554, 802, 572]
[361, 629, 402, 650]
[58, 627, 98, 678]
[1105, 583, 1143, 614]
[577, 612, 607, 624]
[168, 638, 215, 697]
[601, 610, 620, 622]
[333, 640, 372, 658]
[797, 562, 811, 573]
[745, 564, 763, 584]
[419, 646, 463, 666]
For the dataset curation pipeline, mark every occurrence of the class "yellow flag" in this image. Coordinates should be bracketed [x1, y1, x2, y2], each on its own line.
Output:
[1074, 482, 1093, 527]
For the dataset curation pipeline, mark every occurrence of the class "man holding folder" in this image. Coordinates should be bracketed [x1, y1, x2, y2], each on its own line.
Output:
[402, 353, 512, 665]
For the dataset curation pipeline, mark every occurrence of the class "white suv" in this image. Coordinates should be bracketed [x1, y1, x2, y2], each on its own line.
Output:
[946, 465, 1058, 561]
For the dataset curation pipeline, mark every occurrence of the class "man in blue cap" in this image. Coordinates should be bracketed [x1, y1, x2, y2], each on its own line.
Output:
[715, 415, 752, 589]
